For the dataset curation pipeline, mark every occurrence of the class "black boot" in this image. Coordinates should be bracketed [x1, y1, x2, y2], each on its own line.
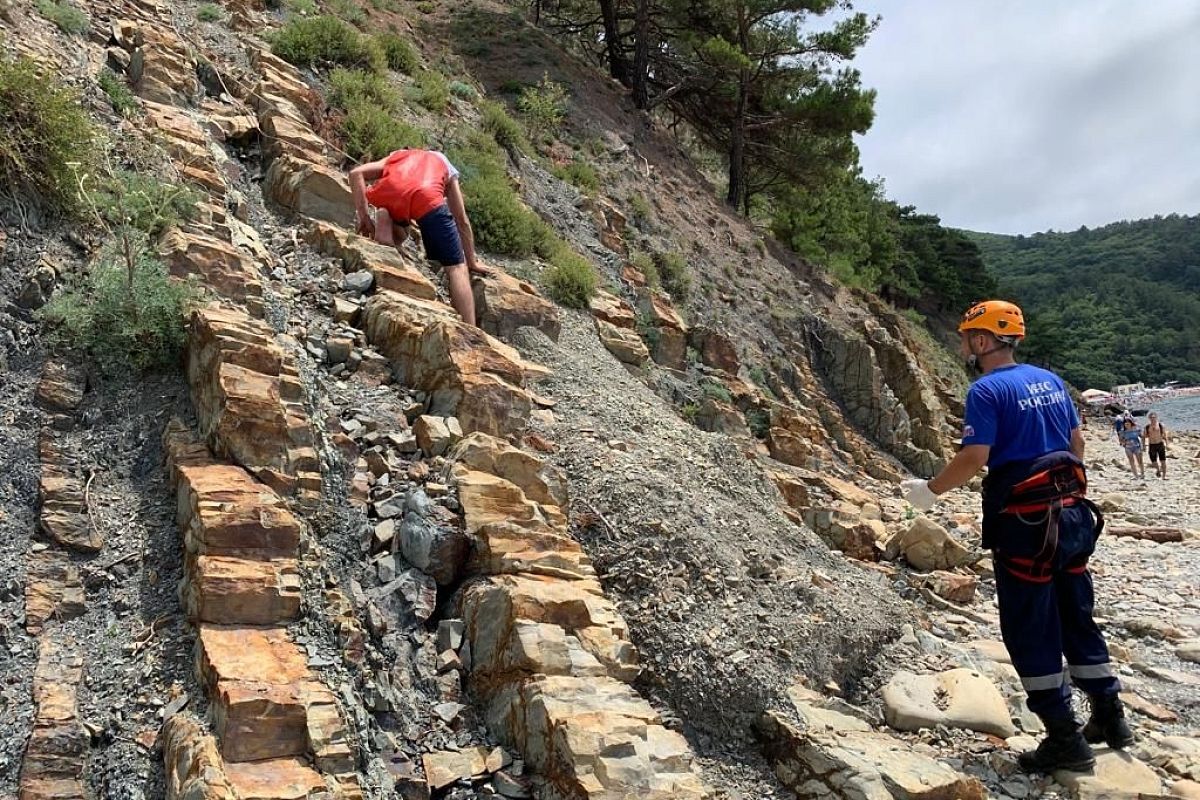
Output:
[1019, 716, 1096, 773]
[1081, 693, 1135, 749]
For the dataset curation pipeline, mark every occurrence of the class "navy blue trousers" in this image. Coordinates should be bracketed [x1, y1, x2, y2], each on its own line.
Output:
[992, 504, 1120, 720]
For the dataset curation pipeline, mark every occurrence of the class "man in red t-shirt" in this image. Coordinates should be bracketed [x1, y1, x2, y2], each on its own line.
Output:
[349, 149, 488, 325]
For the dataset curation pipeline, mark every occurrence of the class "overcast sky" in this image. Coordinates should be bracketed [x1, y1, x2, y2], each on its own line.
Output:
[849, 1, 1200, 234]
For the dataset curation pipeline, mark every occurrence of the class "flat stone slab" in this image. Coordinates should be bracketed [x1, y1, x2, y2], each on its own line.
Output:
[1055, 748, 1163, 798]
[883, 668, 1016, 737]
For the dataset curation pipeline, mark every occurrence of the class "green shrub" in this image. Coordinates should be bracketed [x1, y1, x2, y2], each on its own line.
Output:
[543, 246, 596, 308]
[196, 3, 223, 21]
[745, 408, 771, 439]
[329, 0, 366, 26]
[551, 160, 598, 195]
[629, 192, 651, 222]
[0, 57, 95, 214]
[681, 403, 700, 423]
[498, 78, 528, 95]
[269, 15, 383, 71]
[328, 67, 397, 109]
[285, 0, 317, 13]
[370, 0, 399, 9]
[448, 80, 476, 100]
[654, 251, 690, 298]
[34, 0, 88, 34]
[701, 380, 733, 403]
[40, 235, 196, 375]
[340, 103, 425, 161]
[97, 69, 137, 117]
[480, 100, 528, 154]
[517, 73, 567, 139]
[90, 170, 199, 236]
[413, 69, 449, 113]
[628, 250, 659, 288]
[450, 135, 552, 258]
[375, 31, 418, 74]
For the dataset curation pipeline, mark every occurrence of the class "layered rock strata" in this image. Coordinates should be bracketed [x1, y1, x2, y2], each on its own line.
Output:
[186, 305, 321, 505]
[449, 434, 710, 799]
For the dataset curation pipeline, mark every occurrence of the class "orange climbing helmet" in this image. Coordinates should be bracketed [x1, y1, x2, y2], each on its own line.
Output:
[959, 300, 1026, 339]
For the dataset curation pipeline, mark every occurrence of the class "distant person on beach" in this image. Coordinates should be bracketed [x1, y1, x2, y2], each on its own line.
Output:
[902, 300, 1129, 774]
[348, 148, 490, 326]
[1120, 418, 1146, 478]
[1144, 412, 1169, 478]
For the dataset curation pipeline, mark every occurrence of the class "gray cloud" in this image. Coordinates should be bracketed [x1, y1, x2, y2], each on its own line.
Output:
[851, 0, 1200, 233]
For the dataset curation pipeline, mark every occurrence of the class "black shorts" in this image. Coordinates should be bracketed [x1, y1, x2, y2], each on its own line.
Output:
[415, 204, 465, 267]
[1148, 442, 1166, 463]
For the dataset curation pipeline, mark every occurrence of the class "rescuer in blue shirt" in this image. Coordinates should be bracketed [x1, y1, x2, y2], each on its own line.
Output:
[902, 300, 1132, 773]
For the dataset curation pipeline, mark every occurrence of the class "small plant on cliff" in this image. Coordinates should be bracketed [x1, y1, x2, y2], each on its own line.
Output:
[448, 80, 476, 100]
[327, 68, 425, 160]
[375, 32, 418, 74]
[543, 246, 596, 309]
[745, 408, 771, 439]
[628, 250, 660, 289]
[480, 100, 529, 157]
[654, 250, 690, 299]
[329, 0, 366, 27]
[196, 3, 223, 22]
[701, 380, 733, 404]
[516, 73, 567, 141]
[448, 134, 553, 258]
[269, 15, 384, 71]
[34, 0, 88, 34]
[90, 169, 200, 237]
[97, 69, 138, 117]
[551, 159, 599, 196]
[628, 192, 651, 225]
[412, 69, 449, 113]
[41, 235, 196, 374]
[0, 56, 96, 215]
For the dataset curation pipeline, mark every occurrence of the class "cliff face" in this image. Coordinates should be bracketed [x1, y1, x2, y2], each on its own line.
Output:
[0, 1, 975, 798]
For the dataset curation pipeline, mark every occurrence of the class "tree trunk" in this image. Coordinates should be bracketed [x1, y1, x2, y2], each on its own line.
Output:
[599, 0, 630, 86]
[726, 77, 747, 208]
[631, 0, 650, 108]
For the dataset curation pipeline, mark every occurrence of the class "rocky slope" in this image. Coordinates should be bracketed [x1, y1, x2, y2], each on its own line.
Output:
[0, 1, 1197, 799]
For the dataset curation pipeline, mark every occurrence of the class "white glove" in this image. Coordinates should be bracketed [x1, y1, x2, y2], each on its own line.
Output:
[901, 479, 938, 511]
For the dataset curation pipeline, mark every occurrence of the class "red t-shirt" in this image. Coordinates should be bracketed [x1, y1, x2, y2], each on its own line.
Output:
[364, 150, 457, 221]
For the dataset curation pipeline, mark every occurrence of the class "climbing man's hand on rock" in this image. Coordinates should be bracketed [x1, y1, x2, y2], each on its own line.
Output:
[901, 479, 938, 512]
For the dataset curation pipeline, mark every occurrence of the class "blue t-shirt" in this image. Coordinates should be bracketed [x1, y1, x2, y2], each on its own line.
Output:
[961, 363, 1080, 468]
[1119, 428, 1142, 452]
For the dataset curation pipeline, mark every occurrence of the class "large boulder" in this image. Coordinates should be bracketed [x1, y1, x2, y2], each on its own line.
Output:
[885, 516, 976, 571]
[263, 155, 354, 226]
[882, 669, 1016, 737]
[305, 221, 436, 301]
[472, 270, 561, 342]
[595, 318, 650, 365]
[760, 688, 986, 800]
[638, 292, 688, 371]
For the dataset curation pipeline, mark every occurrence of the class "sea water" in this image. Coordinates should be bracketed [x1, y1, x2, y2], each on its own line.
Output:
[1144, 395, 1200, 432]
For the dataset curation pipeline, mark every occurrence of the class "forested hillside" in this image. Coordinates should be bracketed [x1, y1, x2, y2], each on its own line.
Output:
[969, 216, 1200, 389]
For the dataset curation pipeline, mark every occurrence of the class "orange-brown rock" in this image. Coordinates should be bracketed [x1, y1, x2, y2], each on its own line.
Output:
[462, 573, 636, 681]
[197, 625, 340, 763]
[38, 430, 102, 553]
[35, 361, 84, 413]
[247, 44, 319, 121]
[363, 292, 548, 437]
[165, 420, 302, 553]
[924, 570, 978, 604]
[19, 636, 86, 800]
[24, 550, 85, 635]
[162, 714, 239, 800]
[448, 432, 568, 508]
[304, 221, 436, 300]
[201, 98, 259, 144]
[260, 108, 329, 164]
[225, 758, 326, 800]
[185, 555, 302, 625]
[126, 26, 199, 106]
[802, 502, 886, 561]
[484, 676, 709, 800]
[186, 306, 320, 502]
[689, 326, 739, 374]
[1108, 526, 1186, 543]
[638, 292, 687, 371]
[454, 468, 567, 542]
[694, 397, 748, 436]
[472, 269, 561, 342]
[595, 318, 649, 366]
[588, 288, 637, 329]
[263, 155, 354, 226]
[161, 231, 264, 317]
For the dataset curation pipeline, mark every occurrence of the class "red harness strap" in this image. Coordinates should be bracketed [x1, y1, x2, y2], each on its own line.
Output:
[996, 462, 1099, 583]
